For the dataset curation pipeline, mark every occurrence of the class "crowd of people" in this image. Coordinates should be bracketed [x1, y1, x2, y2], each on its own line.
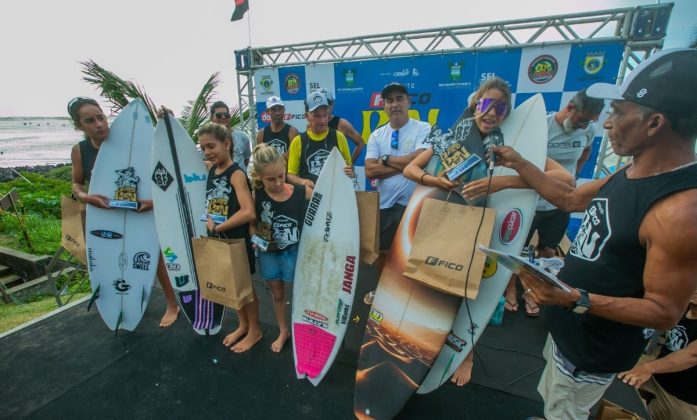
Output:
[67, 48, 697, 420]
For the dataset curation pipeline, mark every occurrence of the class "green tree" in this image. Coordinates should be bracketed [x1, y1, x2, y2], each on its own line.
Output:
[80, 60, 243, 139]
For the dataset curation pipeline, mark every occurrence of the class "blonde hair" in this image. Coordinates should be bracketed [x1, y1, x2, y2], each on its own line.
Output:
[250, 143, 285, 190]
[197, 122, 232, 143]
[468, 76, 512, 111]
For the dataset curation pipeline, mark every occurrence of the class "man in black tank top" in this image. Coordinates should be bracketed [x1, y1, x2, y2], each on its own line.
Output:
[492, 49, 697, 420]
[317, 88, 364, 163]
[255, 96, 298, 161]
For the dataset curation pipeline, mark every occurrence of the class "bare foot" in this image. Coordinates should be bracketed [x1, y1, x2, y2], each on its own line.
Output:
[271, 330, 290, 353]
[451, 358, 473, 387]
[223, 327, 247, 347]
[159, 306, 180, 328]
[232, 328, 263, 353]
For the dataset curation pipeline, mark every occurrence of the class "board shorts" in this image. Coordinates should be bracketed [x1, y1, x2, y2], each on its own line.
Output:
[259, 246, 298, 283]
[525, 209, 570, 250]
[379, 204, 406, 251]
[537, 334, 614, 420]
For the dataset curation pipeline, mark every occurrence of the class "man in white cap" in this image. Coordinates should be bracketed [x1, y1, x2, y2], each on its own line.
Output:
[317, 87, 365, 163]
[492, 49, 697, 420]
[286, 91, 354, 187]
[256, 96, 298, 162]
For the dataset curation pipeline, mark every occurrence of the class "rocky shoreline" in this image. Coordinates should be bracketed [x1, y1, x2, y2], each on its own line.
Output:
[0, 164, 70, 182]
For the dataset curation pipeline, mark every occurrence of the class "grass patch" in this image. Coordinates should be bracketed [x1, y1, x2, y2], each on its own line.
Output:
[0, 292, 89, 333]
[0, 212, 61, 255]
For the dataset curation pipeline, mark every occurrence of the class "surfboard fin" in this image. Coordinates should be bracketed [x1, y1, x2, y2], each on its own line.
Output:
[114, 311, 123, 337]
[87, 285, 100, 312]
[140, 285, 147, 313]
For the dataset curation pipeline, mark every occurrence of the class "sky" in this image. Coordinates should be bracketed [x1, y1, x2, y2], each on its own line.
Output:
[0, 0, 694, 117]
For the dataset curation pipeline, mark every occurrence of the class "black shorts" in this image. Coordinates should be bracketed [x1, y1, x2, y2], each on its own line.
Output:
[525, 209, 570, 250]
[379, 204, 406, 252]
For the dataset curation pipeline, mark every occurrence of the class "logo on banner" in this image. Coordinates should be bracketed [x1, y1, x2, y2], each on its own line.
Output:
[260, 75, 274, 94]
[583, 52, 605, 75]
[528, 55, 558, 84]
[439, 61, 470, 89]
[343, 69, 356, 87]
[449, 61, 462, 81]
[284, 73, 301, 94]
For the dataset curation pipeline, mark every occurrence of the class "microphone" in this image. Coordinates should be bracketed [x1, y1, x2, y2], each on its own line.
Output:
[486, 128, 504, 174]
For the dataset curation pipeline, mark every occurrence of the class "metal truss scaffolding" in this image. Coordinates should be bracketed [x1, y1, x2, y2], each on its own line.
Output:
[235, 3, 673, 177]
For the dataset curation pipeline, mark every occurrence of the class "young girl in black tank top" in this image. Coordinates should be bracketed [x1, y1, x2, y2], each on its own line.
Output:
[250, 144, 313, 353]
[199, 122, 262, 353]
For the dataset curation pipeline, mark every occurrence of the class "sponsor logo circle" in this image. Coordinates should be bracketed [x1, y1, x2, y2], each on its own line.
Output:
[284, 73, 300, 94]
[500, 208, 522, 244]
[482, 257, 497, 278]
[528, 55, 558, 84]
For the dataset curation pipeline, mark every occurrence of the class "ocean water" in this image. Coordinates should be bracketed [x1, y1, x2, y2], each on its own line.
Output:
[0, 117, 81, 168]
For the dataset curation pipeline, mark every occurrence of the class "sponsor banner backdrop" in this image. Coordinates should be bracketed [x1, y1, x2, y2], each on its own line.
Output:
[253, 42, 624, 193]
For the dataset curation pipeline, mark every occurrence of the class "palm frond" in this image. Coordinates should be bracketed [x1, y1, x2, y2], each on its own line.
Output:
[80, 60, 158, 124]
[180, 72, 222, 139]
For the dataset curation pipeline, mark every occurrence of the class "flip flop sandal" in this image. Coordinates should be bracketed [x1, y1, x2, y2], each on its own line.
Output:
[525, 301, 541, 318]
[504, 298, 519, 312]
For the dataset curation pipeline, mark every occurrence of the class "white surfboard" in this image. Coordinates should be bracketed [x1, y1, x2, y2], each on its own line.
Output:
[151, 113, 225, 335]
[85, 99, 159, 331]
[417, 94, 548, 393]
[292, 147, 360, 386]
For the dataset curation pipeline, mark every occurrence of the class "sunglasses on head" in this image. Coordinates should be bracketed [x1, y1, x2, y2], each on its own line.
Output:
[215, 112, 231, 119]
[67, 96, 96, 114]
[476, 98, 510, 118]
[391, 130, 399, 149]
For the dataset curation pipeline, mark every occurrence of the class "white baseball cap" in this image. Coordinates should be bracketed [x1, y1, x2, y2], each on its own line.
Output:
[265, 96, 284, 110]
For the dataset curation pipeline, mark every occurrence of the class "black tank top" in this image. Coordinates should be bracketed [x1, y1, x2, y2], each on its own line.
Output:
[262, 123, 292, 155]
[328, 115, 340, 130]
[254, 185, 307, 251]
[205, 163, 255, 273]
[654, 315, 697, 404]
[298, 129, 339, 183]
[78, 139, 99, 182]
[545, 164, 697, 373]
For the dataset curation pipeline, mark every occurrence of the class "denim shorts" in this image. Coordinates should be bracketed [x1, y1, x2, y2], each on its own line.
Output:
[258, 246, 298, 283]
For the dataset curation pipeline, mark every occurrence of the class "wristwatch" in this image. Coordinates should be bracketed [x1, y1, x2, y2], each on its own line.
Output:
[381, 154, 390, 165]
[571, 288, 591, 314]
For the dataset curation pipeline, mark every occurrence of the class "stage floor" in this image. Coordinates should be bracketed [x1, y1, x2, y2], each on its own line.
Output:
[0, 271, 646, 420]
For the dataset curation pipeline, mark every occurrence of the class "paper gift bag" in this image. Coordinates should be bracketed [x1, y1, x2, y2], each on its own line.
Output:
[597, 399, 642, 420]
[404, 197, 496, 298]
[356, 191, 380, 265]
[192, 237, 255, 310]
[60, 195, 87, 265]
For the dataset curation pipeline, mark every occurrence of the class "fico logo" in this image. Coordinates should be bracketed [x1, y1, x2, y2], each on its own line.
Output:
[260, 111, 304, 123]
[369, 92, 433, 109]
[425, 256, 464, 271]
[500, 208, 522, 244]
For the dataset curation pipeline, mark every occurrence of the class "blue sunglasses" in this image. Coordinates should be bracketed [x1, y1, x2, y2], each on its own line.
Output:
[391, 130, 399, 149]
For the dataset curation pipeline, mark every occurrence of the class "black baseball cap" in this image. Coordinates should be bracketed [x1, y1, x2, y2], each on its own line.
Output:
[381, 82, 408, 99]
[586, 49, 697, 121]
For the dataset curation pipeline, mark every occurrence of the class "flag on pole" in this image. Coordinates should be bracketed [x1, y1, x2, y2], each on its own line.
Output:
[230, 0, 249, 22]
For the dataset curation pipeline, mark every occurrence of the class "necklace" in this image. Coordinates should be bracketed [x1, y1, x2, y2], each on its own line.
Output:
[654, 160, 697, 176]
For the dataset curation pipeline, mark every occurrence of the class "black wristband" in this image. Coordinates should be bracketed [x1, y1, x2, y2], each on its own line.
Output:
[420, 173, 427, 185]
